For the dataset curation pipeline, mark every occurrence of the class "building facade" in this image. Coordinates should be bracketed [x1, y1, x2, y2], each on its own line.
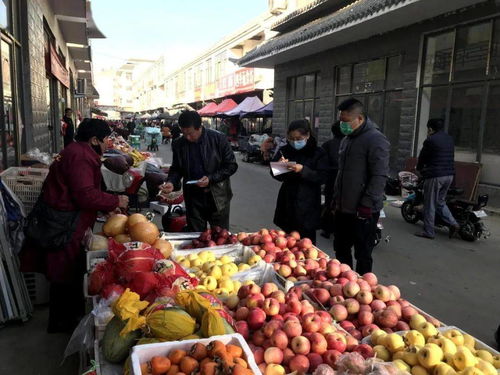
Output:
[0, 0, 101, 169]
[129, 0, 316, 113]
[239, 0, 500, 205]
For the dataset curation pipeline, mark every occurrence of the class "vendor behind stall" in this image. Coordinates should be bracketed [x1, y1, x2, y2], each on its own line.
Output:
[20, 119, 129, 333]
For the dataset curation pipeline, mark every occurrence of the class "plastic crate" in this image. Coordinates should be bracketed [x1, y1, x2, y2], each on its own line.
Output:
[22, 272, 49, 305]
[0, 167, 48, 212]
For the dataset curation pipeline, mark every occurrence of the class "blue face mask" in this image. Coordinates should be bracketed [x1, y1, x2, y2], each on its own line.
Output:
[291, 139, 307, 150]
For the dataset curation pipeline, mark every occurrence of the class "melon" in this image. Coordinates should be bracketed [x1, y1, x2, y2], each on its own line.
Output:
[129, 221, 159, 245]
[103, 214, 128, 237]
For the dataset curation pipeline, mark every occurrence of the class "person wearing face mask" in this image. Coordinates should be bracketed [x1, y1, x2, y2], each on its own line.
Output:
[333, 98, 390, 274]
[271, 120, 329, 243]
[415, 118, 459, 239]
[20, 118, 129, 333]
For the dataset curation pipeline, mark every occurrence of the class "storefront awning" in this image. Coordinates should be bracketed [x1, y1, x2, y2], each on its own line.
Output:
[58, 19, 88, 46]
[202, 99, 238, 117]
[239, 0, 488, 68]
[68, 45, 91, 61]
[241, 101, 273, 118]
[48, 0, 86, 18]
[198, 102, 219, 116]
[222, 96, 264, 117]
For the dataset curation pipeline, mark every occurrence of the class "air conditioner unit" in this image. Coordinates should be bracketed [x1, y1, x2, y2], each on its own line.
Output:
[269, 0, 287, 14]
[76, 79, 86, 95]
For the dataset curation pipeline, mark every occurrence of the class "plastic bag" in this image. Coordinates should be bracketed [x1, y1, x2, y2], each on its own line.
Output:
[63, 314, 94, 361]
[88, 261, 115, 295]
[92, 297, 115, 327]
[26, 148, 52, 165]
[336, 352, 369, 375]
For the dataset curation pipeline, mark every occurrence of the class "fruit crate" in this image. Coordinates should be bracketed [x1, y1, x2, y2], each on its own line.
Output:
[438, 326, 500, 357]
[22, 272, 49, 305]
[160, 232, 201, 240]
[171, 241, 244, 258]
[0, 167, 48, 212]
[130, 334, 260, 375]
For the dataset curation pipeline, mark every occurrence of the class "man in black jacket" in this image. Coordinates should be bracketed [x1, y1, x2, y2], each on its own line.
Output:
[62, 108, 75, 148]
[161, 111, 238, 231]
[333, 98, 390, 274]
[415, 118, 459, 239]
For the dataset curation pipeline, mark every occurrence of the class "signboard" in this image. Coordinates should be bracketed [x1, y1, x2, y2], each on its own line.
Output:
[50, 45, 70, 88]
[216, 68, 255, 97]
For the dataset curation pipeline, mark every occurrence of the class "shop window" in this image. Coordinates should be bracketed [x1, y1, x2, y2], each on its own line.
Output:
[453, 22, 490, 82]
[386, 56, 403, 90]
[489, 21, 500, 78]
[0, 0, 9, 30]
[423, 31, 454, 85]
[384, 91, 402, 167]
[352, 59, 386, 93]
[483, 84, 500, 153]
[286, 73, 320, 131]
[337, 65, 351, 94]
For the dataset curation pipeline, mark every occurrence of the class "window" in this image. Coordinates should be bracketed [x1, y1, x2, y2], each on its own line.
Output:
[334, 56, 404, 168]
[206, 58, 213, 83]
[286, 73, 320, 133]
[0, 0, 10, 30]
[418, 18, 500, 172]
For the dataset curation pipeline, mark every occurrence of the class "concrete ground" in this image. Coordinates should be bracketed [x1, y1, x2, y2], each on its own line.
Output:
[1, 141, 498, 375]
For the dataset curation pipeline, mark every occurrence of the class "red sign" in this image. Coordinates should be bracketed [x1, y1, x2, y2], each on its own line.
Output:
[216, 68, 255, 97]
[50, 45, 70, 88]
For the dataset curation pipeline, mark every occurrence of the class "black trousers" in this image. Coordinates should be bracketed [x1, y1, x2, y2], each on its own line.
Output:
[185, 190, 230, 231]
[333, 211, 379, 275]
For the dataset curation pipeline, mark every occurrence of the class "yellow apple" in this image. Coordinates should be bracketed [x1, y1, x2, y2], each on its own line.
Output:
[373, 345, 391, 361]
[443, 329, 465, 346]
[460, 367, 485, 375]
[218, 279, 234, 293]
[403, 347, 420, 366]
[491, 355, 500, 369]
[417, 322, 439, 339]
[433, 363, 456, 375]
[405, 330, 426, 347]
[412, 365, 430, 375]
[418, 343, 444, 369]
[436, 337, 458, 355]
[410, 314, 428, 329]
[463, 334, 476, 351]
[454, 347, 478, 371]
[475, 359, 497, 375]
[443, 353, 456, 367]
[208, 265, 222, 279]
[393, 351, 406, 361]
[385, 333, 406, 353]
[475, 350, 493, 364]
[372, 329, 387, 346]
[393, 359, 411, 372]
[202, 275, 218, 291]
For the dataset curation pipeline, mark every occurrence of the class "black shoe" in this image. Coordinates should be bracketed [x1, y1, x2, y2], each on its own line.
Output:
[449, 225, 460, 239]
[414, 232, 435, 240]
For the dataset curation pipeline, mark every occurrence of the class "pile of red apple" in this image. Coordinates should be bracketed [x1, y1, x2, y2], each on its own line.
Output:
[273, 258, 328, 283]
[300, 259, 440, 339]
[181, 226, 238, 249]
[238, 229, 328, 264]
[225, 282, 374, 374]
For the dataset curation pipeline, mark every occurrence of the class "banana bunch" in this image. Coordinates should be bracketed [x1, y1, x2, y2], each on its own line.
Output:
[128, 149, 146, 167]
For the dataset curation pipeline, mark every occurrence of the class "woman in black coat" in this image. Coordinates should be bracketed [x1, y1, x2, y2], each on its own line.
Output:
[271, 120, 329, 243]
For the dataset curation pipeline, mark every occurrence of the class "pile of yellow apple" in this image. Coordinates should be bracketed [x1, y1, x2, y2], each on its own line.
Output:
[370, 313, 499, 375]
[175, 251, 262, 296]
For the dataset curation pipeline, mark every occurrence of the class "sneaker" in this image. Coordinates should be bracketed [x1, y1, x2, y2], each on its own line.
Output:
[449, 224, 460, 239]
[414, 232, 435, 239]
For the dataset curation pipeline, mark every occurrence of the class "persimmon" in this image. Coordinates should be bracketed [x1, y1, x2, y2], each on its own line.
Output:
[232, 363, 252, 375]
[151, 356, 171, 375]
[233, 358, 247, 368]
[200, 358, 212, 367]
[166, 365, 179, 375]
[200, 361, 218, 375]
[190, 342, 208, 361]
[168, 349, 187, 365]
[207, 340, 226, 357]
[180, 356, 199, 374]
[226, 345, 243, 358]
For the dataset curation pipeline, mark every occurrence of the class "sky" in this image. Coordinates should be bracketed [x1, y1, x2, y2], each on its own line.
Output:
[91, 0, 269, 72]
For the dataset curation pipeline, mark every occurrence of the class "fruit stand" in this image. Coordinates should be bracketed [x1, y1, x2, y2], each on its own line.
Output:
[82, 214, 500, 375]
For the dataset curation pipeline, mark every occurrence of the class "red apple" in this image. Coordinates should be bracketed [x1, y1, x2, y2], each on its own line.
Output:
[401, 305, 418, 321]
[311, 288, 330, 305]
[361, 324, 380, 337]
[357, 279, 371, 292]
[341, 270, 358, 282]
[315, 310, 333, 324]
[270, 329, 289, 350]
[358, 310, 374, 326]
[339, 263, 351, 273]
[386, 303, 402, 319]
[263, 320, 283, 338]
[330, 296, 345, 305]
[326, 262, 341, 278]
[336, 277, 349, 286]
[247, 293, 265, 309]
[350, 329, 362, 340]
[362, 272, 378, 286]
[300, 300, 315, 316]
[359, 304, 372, 313]
[289, 354, 310, 374]
[322, 350, 341, 367]
[345, 335, 359, 351]
[356, 290, 374, 305]
[282, 348, 295, 366]
[248, 307, 267, 330]
[344, 298, 360, 314]
[387, 285, 401, 300]
[395, 321, 410, 331]
[235, 321, 250, 339]
[370, 300, 387, 312]
[286, 300, 302, 315]
[353, 344, 375, 359]
[283, 313, 300, 322]
[264, 347, 283, 365]
[302, 313, 322, 333]
[263, 298, 280, 316]
[375, 309, 398, 328]
[374, 285, 391, 302]
[343, 281, 361, 298]
[253, 330, 266, 346]
[309, 332, 328, 355]
[307, 353, 323, 372]
[253, 346, 265, 364]
[283, 320, 302, 338]
[235, 306, 249, 321]
[325, 333, 347, 353]
[329, 304, 348, 321]
[398, 298, 411, 308]
[286, 237, 297, 249]
[278, 265, 292, 278]
[291, 336, 311, 355]
[290, 231, 301, 240]
[262, 283, 279, 297]
[238, 285, 252, 299]
[329, 284, 343, 297]
[287, 286, 303, 300]
[339, 320, 355, 331]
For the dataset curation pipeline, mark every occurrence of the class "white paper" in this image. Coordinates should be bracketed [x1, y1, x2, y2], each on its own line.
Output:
[270, 162, 296, 176]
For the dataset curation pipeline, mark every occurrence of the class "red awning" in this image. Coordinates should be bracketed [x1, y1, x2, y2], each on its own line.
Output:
[209, 99, 238, 117]
[198, 102, 218, 116]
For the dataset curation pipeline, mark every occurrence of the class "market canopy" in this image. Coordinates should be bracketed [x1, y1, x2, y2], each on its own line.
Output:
[198, 102, 219, 117]
[241, 100, 273, 118]
[222, 96, 264, 117]
[210, 99, 238, 117]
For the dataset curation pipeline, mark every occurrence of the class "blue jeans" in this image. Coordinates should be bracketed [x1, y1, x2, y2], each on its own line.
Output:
[423, 175, 458, 237]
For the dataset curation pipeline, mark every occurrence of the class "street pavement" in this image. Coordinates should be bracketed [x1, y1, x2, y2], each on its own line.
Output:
[158, 142, 500, 346]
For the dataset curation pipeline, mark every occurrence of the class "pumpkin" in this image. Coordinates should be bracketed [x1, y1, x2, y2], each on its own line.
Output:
[129, 221, 159, 245]
[114, 234, 131, 244]
[103, 214, 128, 237]
[127, 213, 148, 229]
[153, 239, 173, 258]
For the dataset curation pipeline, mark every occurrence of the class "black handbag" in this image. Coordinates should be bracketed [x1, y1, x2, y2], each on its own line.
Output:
[25, 198, 80, 252]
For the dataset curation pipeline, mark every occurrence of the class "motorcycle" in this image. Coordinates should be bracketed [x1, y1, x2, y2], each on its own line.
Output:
[399, 172, 490, 241]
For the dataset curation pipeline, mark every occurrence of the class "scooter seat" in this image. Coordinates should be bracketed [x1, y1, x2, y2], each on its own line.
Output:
[448, 187, 464, 196]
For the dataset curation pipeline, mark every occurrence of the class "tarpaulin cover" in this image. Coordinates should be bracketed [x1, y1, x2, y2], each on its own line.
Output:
[222, 96, 264, 117]
[241, 100, 273, 118]
[198, 102, 218, 116]
[209, 99, 237, 116]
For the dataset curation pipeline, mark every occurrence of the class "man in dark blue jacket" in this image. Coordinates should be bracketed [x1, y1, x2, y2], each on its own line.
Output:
[416, 118, 459, 239]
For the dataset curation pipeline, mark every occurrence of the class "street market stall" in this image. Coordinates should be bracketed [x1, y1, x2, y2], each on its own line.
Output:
[80, 215, 500, 375]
